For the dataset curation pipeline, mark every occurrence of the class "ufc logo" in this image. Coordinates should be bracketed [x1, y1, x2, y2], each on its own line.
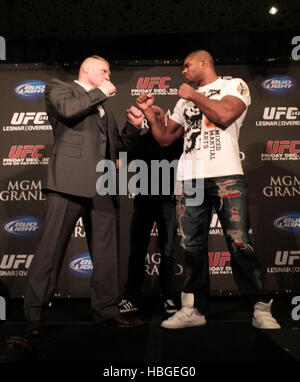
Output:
[11, 112, 48, 125]
[8, 145, 45, 159]
[209, 252, 231, 267]
[0, 254, 34, 269]
[267, 140, 300, 154]
[136, 77, 171, 89]
[275, 250, 300, 266]
[263, 107, 299, 120]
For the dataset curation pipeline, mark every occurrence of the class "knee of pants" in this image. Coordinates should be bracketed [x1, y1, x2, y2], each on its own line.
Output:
[225, 229, 254, 255]
[181, 239, 208, 254]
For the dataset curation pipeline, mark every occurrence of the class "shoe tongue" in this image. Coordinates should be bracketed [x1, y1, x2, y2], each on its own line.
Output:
[255, 301, 271, 312]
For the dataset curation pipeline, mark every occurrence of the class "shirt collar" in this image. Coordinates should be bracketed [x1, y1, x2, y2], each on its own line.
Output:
[74, 80, 93, 92]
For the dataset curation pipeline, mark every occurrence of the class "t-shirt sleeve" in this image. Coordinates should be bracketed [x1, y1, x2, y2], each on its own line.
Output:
[225, 78, 251, 108]
[169, 99, 185, 127]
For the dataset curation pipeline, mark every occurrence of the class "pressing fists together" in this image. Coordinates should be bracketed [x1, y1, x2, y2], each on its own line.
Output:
[126, 106, 144, 127]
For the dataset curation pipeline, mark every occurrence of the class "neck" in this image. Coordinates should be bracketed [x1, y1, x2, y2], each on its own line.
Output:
[77, 76, 93, 88]
[198, 72, 218, 87]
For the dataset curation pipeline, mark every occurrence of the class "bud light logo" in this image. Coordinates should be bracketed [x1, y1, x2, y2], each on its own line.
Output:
[2, 216, 41, 238]
[273, 212, 300, 233]
[69, 253, 93, 277]
[261, 75, 296, 95]
[14, 80, 46, 100]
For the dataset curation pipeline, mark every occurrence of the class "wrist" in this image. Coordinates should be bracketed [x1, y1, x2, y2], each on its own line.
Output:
[128, 119, 142, 129]
[98, 87, 109, 97]
[187, 89, 198, 101]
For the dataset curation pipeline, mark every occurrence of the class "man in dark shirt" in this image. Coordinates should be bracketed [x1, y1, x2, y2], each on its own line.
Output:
[118, 106, 183, 314]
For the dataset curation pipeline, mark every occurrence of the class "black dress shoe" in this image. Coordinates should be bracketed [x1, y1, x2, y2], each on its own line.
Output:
[97, 316, 143, 328]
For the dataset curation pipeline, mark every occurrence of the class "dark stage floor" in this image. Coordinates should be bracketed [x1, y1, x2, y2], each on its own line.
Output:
[0, 294, 300, 374]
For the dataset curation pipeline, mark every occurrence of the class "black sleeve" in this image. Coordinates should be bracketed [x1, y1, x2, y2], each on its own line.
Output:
[116, 121, 141, 159]
[45, 79, 108, 121]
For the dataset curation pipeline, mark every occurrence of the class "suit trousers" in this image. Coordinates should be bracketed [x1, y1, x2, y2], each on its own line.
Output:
[24, 191, 120, 324]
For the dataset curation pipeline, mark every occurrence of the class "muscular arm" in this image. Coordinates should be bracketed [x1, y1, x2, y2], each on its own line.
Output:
[137, 94, 184, 147]
[178, 84, 246, 129]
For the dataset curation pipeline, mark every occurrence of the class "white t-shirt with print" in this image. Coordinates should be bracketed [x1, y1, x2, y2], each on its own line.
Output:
[170, 77, 251, 180]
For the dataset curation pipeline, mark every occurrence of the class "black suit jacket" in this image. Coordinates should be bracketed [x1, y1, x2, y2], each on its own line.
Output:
[44, 79, 139, 198]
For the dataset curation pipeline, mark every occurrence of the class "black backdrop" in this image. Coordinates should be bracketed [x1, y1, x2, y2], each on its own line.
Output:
[0, 62, 299, 298]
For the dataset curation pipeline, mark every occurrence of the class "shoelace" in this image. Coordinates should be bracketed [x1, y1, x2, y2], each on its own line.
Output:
[173, 307, 194, 319]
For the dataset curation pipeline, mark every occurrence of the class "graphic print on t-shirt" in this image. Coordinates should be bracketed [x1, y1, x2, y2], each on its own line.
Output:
[182, 101, 202, 154]
[183, 89, 221, 156]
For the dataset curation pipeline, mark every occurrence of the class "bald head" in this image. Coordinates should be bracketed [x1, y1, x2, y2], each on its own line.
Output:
[186, 50, 214, 68]
[79, 56, 110, 76]
[78, 55, 111, 88]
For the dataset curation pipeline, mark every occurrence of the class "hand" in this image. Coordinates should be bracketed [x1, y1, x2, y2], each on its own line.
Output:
[100, 80, 117, 95]
[126, 106, 144, 128]
[136, 93, 155, 111]
[178, 83, 196, 101]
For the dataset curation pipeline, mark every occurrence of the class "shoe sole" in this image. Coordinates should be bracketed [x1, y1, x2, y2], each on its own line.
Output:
[161, 318, 206, 329]
[116, 321, 144, 328]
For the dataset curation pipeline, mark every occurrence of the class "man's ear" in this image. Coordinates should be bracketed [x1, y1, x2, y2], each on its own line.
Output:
[201, 59, 208, 69]
[83, 64, 90, 74]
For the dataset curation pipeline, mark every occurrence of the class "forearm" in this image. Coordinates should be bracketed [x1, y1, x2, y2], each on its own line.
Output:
[189, 92, 233, 127]
[46, 81, 108, 121]
[143, 107, 170, 146]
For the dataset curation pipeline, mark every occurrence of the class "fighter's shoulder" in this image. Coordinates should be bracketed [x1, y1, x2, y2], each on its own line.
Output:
[223, 77, 250, 97]
[225, 77, 249, 88]
[46, 78, 72, 90]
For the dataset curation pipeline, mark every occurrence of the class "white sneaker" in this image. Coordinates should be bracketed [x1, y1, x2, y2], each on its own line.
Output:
[252, 299, 281, 329]
[161, 307, 206, 329]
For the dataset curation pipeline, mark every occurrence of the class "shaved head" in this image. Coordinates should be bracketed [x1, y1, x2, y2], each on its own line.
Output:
[186, 50, 214, 67]
[79, 55, 110, 76]
[77, 55, 111, 88]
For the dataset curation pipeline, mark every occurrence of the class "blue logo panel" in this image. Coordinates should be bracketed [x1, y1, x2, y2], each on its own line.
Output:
[69, 253, 93, 277]
[3, 216, 42, 238]
[261, 75, 296, 95]
[14, 80, 46, 99]
[273, 212, 300, 233]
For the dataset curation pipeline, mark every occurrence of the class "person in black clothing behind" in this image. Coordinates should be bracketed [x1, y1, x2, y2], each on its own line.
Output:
[118, 106, 183, 314]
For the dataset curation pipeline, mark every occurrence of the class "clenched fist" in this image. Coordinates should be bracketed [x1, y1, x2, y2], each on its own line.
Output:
[100, 80, 117, 96]
[136, 93, 155, 110]
[126, 106, 144, 128]
[178, 83, 196, 101]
